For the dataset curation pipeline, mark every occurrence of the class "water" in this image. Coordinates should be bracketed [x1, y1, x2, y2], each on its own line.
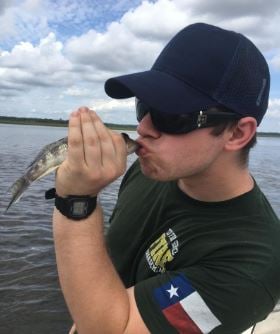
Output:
[0, 124, 279, 334]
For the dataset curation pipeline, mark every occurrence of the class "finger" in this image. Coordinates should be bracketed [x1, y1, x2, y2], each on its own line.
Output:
[89, 111, 117, 167]
[80, 108, 102, 168]
[90, 112, 127, 173]
[67, 110, 85, 167]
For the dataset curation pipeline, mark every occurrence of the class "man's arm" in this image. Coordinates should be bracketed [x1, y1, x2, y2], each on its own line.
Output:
[53, 107, 149, 333]
[54, 206, 149, 334]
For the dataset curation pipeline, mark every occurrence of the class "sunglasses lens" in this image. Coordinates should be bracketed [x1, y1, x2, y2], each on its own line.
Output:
[151, 112, 194, 134]
[136, 100, 196, 134]
[136, 100, 149, 122]
[136, 99, 239, 135]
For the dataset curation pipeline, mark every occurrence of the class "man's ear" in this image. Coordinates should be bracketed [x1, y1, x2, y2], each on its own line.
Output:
[224, 117, 257, 152]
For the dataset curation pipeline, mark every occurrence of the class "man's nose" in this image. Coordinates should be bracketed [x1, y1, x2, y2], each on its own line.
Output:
[137, 113, 161, 138]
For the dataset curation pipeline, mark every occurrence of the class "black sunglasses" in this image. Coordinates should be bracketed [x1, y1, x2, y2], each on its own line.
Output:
[136, 99, 241, 134]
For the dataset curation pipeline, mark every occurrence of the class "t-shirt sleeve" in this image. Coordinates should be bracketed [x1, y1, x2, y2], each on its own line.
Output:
[134, 267, 274, 334]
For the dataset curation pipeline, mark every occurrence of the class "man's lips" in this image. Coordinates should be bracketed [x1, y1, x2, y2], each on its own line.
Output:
[136, 146, 147, 156]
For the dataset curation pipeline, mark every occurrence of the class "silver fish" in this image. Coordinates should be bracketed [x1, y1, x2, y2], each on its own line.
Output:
[5, 133, 138, 212]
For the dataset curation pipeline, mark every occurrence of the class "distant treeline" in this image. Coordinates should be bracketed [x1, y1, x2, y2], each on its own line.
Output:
[257, 132, 280, 137]
[0, 115, 279, 136]
[0, 115, 137, 131]
[0, 115, 68, 127]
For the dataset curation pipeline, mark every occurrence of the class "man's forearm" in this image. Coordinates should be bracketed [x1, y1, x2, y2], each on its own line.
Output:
[53, 205, 130, 334]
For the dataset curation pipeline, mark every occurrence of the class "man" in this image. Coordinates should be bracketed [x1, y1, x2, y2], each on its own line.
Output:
[53, 23, 280, 333]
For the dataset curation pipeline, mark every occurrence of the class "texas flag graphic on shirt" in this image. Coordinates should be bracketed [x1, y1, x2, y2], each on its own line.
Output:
[153, 274, 221, 334]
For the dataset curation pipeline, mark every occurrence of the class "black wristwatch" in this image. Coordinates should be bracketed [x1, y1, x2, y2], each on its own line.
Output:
[45, 188, 97, 221]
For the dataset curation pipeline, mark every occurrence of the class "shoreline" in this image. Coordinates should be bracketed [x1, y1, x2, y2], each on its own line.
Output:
[0, 117, 136, 131]
[0, 117, 279, 136]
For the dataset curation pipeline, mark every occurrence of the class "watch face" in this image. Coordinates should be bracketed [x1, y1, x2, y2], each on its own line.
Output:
[71, 200, 88, 217]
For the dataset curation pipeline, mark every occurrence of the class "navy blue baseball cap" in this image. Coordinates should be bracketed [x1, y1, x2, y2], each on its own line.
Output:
[104, 23, 270, 125]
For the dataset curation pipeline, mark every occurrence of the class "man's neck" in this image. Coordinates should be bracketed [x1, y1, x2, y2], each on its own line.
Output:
[178, 165, 254, 203]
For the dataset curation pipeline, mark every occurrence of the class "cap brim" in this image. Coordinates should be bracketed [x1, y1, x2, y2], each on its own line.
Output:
[104, 69, 218, 115]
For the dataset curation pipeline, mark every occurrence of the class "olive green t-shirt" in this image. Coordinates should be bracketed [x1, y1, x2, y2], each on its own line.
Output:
[106, 160, 280, 334]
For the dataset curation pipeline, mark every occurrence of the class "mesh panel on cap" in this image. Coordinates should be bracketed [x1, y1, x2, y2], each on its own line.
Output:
[214, 36, 269, 124]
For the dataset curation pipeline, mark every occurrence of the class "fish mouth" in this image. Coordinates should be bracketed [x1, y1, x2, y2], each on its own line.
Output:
[128, 142, 140, 154]
[121, 133, 140, 154]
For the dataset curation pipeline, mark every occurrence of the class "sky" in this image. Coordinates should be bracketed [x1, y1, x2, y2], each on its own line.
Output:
[0, 0, 280, 132]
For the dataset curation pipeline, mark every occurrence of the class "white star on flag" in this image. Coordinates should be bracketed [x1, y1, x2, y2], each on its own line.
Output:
[167, 284, 179, 298]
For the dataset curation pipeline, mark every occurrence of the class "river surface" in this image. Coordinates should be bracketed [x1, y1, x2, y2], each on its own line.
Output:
[0, 124, 279, 334]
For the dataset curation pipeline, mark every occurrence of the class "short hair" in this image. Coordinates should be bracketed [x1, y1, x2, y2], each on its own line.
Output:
[208, 106, 257, 167]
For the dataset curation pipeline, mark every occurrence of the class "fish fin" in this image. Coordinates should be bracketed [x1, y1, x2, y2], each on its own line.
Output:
[5, 177, 31, 212]
[5, 165, 60, 213]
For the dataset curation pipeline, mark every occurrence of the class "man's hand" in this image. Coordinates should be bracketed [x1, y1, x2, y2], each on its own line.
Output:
[55, 107, 127, 197]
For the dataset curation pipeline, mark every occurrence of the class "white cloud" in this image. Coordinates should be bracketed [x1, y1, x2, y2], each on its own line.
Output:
[90, 98, 134, 111]
[63, 86, 92, 97]
[182, 0, 280, 18]
[1, 33, 67, 71]
[0, 0, 16, 14]
[65, 23, 162, 73]
[268, 98, 280, 118]
[0, 0, 279, 129]
[0, 0, 145, 48]
[121, 0, 189, 40]
[0, 1, 49, 45]
[0, 33, 73, 94]
[64, 0, 280, 78]
[89, 98, 136, 124]
[271, 54, 280, 70]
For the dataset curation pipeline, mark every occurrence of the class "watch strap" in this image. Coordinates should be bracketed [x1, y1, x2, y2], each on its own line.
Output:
[45, 188, 97, 221]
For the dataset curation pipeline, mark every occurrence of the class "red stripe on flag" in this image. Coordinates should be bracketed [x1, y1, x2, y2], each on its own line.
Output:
[162, 302, 202, 334]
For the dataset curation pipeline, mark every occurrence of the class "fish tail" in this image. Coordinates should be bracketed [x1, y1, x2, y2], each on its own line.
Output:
[5, 176, 31, 212]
